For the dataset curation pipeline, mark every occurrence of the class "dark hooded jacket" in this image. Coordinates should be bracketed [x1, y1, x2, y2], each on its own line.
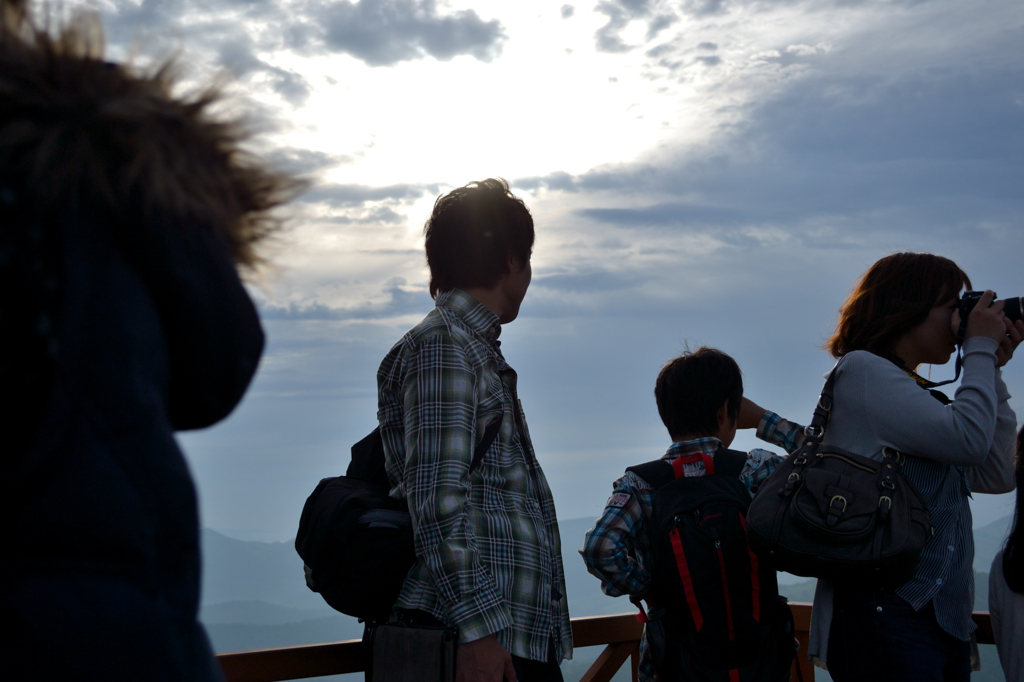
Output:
[1, 15, 280, 681]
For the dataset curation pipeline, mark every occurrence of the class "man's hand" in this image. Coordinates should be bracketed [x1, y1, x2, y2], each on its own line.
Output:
[737, 397, 766, 430]
[456, 635, 516, 682]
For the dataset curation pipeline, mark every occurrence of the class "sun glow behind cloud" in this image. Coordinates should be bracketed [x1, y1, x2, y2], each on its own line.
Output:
[67, 0, 1024, 539]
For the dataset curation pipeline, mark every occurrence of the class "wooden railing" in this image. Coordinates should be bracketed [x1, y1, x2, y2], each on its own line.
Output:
[216, 605, 995, 682]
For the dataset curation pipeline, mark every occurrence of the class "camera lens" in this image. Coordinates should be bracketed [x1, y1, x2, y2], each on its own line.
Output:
[1004, 296, 1023, 324]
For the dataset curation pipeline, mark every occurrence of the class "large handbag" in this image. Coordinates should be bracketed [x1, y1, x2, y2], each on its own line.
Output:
[745, 365, 932, 588]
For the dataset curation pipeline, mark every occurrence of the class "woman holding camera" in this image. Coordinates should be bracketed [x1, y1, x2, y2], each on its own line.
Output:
[799, 253, 1022, 681]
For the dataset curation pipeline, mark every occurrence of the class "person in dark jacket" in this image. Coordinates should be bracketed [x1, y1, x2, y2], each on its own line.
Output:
[0, 3, 299, 679]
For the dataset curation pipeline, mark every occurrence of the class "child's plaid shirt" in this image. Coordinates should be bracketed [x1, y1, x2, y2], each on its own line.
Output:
[579, 414, 803, 681]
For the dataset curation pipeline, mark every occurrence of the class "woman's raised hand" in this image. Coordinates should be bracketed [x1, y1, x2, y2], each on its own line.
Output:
[959, 290, 1008, 343]
[996, 317, 1024, 368]
[954, 290, 1024, 367]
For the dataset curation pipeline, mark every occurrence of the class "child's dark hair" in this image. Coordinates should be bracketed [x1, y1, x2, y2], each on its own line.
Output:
[655, 347, 743, 440]
[423, 178, 534, 298]
[1002, 427, 1024, 593]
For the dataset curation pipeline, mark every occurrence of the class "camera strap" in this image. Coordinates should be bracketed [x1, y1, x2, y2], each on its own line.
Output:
[893, 351, 961, 392]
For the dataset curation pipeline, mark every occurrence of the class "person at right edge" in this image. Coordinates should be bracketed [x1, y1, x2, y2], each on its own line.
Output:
[989, 426, 1024, 681]
[749, 253, 1022, 681]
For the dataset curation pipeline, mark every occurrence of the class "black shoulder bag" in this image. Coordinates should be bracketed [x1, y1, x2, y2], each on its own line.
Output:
[745, 367, 932, 589]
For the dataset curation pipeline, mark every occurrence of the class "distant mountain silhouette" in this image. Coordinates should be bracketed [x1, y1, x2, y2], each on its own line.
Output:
[198, 513, 1014, 655]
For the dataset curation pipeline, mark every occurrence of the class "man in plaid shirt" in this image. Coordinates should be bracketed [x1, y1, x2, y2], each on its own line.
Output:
[580, 347, 803, 681]
[378, 179, 572, 682]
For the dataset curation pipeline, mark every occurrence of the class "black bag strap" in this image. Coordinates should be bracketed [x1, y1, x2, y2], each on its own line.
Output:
[627, 460, 675, 490]
[713, 445, 748, 477]
[627, 444, 749, 490]
[782, 364, 909, 499]
[347, 414, 503, 486]
[469, 413, 504, 472]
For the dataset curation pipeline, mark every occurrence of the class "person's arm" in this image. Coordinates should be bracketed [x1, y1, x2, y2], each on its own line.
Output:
[400, 334, 512, 644]
[968, 369, 1016, 494]
[740, 448, 785, 496]
[580, 481, 651, 598]
[840, 339, 1004, 467]
[740, 397, 805, 455]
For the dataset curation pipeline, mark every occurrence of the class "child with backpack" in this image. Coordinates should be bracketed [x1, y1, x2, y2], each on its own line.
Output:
[581, 347, 800, 681]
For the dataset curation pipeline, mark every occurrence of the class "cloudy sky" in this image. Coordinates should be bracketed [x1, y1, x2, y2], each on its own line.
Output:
[75, 0, 1023, 542]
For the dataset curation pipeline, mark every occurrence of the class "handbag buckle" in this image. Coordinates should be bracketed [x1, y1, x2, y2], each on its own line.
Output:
[827, 495, 847, 527]
[780, 471, 801, 496]
[878, 495, 893, 520]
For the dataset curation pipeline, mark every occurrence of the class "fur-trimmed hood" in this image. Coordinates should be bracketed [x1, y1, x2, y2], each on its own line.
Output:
[0, 5, 298, 269]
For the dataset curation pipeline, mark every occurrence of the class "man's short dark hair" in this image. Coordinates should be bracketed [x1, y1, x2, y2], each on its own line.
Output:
[424, 178, 534, 297]
[655, 347, 743, 439]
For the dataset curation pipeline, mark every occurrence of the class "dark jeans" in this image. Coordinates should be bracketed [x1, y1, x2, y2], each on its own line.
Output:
[827, 590, 971, 682]
[394, 610, 563, 682]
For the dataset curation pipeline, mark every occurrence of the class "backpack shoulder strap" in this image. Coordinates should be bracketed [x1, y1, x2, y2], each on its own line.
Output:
[626, 459, 675, 491]
[712, 446, 748, 478]
[351, 411, 501, 484]
[469, 413, 503, 473]
[347, 427, 387, 485]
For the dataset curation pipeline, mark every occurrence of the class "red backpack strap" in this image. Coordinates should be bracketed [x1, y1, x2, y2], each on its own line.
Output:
[672, 452, 716, 478]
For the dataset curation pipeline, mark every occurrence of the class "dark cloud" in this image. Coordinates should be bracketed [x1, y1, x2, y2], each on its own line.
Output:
[216, 35, 313, 104]
[646, 14, 677, 40]
[264, 148, 352, 176]
[682, 0, 726, 17]
[697, 42, 718, 50]
[561, 4, 575, 18]
[89, 0, 506, 74]
[576, 204, 751, 229]
[695, 55, 721, 66]
[317, 0, 506, 66]
[522, 46, 1023, 248]
[595, 0, 679, 54]
[646, 43, 675, 58]
[324, 206, 406, 224]
[259, 278, 431, 320]
[534, 270, 644, 293]
[514, 171, 580, 192]
[303, 182, 435, 207]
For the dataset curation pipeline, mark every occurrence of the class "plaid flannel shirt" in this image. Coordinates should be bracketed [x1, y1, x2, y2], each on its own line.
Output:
[377, 289, 572, 662]
[579, 412, 803, 681]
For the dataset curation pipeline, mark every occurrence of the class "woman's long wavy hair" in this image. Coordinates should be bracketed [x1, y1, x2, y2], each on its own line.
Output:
[1002, 429, 1024, 593]
[826, 253, 971, 361]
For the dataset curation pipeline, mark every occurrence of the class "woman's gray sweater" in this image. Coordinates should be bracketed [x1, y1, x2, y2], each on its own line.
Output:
[807, 336, 1017, 668]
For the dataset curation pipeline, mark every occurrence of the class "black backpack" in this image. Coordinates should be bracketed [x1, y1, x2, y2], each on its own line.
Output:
[628, 447, 795, 682]
[295, 418, 502, 623]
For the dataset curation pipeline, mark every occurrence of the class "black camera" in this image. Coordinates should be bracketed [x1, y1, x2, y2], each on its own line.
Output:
[956, 291, 1023, 342]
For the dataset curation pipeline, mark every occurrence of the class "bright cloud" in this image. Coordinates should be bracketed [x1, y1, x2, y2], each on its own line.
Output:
[68, 0, 1024, 540]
